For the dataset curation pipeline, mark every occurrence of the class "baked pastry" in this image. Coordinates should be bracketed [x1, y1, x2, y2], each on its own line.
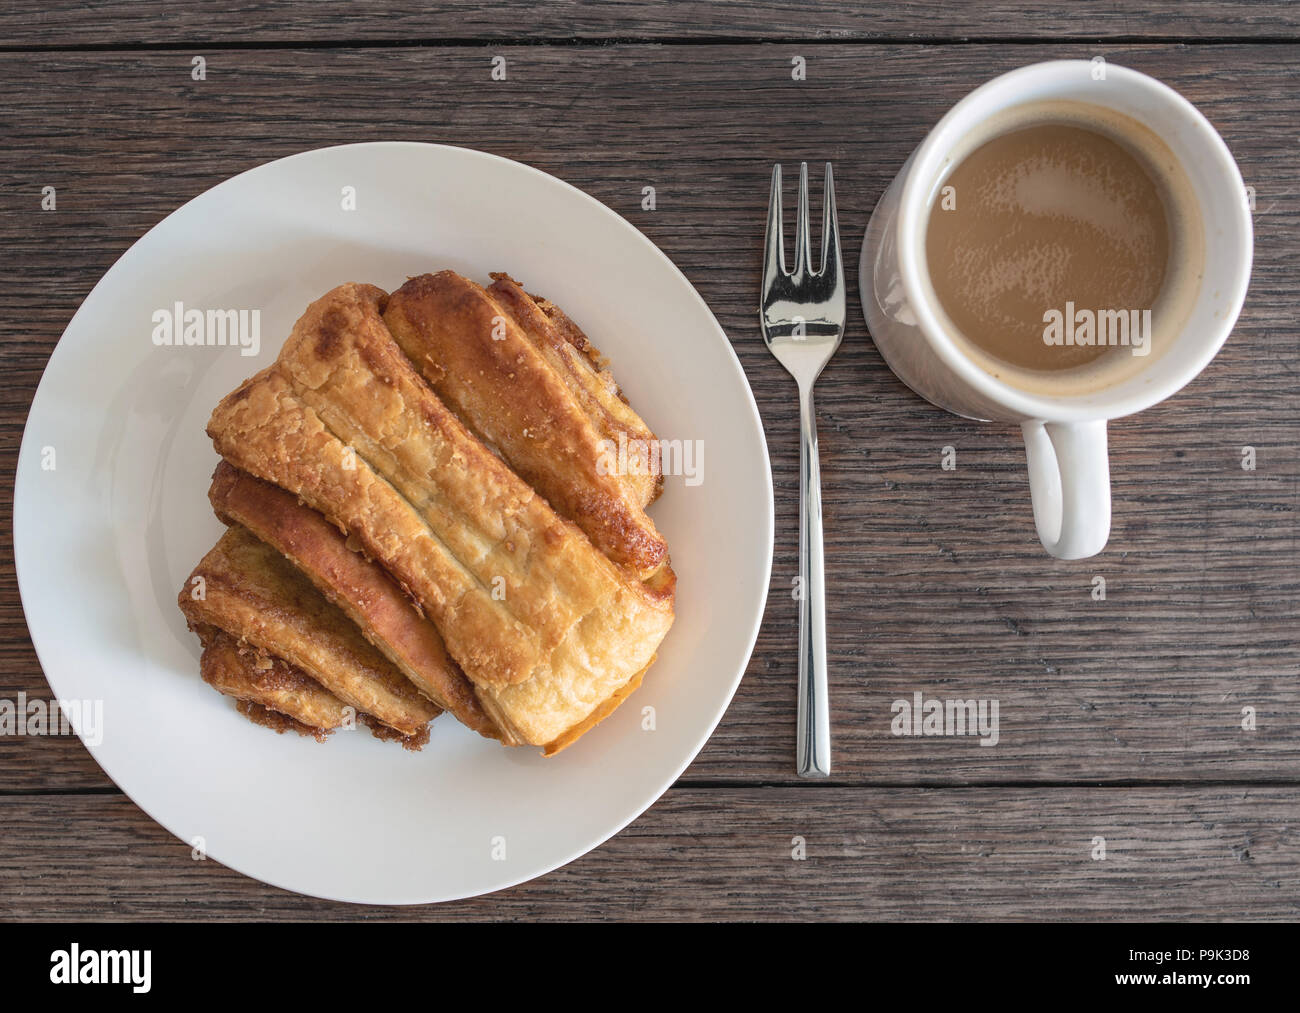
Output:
[178, 524, 439, 740]
[383, 271, 669, 579]
[196, 625, 353, 740]
[207, 460, 501, 741]
[199, 625, 431, 749]
[206, 282, 675, 752]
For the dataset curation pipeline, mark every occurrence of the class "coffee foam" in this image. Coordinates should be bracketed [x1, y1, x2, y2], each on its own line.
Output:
[920, 99, 1206, 397]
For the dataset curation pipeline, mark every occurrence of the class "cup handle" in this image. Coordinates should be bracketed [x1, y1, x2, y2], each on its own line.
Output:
[1020, 419, 1111, 559]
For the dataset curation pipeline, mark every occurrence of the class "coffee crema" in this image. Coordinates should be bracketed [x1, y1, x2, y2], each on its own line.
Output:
[923, 100, 1203, 391]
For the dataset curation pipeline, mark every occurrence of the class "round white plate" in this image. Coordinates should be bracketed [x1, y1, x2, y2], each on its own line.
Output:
[14, 142, 773, 905]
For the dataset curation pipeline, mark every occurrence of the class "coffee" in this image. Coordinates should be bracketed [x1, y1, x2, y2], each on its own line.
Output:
[924, 101, 1202, 387]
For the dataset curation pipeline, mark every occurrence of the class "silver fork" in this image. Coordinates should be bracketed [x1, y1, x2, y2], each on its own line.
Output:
[760, 162, 845, 779]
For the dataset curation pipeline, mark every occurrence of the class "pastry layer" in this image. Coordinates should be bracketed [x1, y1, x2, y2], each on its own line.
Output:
[206, 282, 675, 749]
[235, 699, 327, 738]
[539, 660, 649, 757]
[207, 460, 502, 741]
[179, 524, 440, 737]
[383, 271, 668, 579]
[493, 274, 664, 510]
[197, 625, 351, 737]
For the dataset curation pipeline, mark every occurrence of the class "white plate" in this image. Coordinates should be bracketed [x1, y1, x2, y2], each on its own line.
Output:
[14, 142, 773, 905]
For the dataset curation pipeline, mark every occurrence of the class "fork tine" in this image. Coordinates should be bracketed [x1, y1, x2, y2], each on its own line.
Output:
[763, 163, 786, 279]
[820, 162, 841, 282]
[793, 161, 811, 276]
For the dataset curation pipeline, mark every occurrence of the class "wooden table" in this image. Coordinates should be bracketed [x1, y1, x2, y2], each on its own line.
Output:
[3, 2, 1298, 921]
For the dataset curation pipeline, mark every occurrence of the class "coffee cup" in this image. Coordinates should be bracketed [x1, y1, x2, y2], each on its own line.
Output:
[861, 60, 1252, 559]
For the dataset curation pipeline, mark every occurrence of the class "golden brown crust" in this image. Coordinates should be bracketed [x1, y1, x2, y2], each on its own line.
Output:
[209, 363, 542, 689]
[234, 698, 327, 739]
[207, 461, 502, 741]
[205, 282, 675, 749]
[526, 291, 608, 367]
[493, 274, 665, 509]
[201, 628, 430, 749]
[198, 627, 351, 739]
[513, 277, 665, 508]
[540, 662, 648, 757]
[178, 524, 440, 737]
[359, 713, 431, 752]
[383, 271, 667, 578]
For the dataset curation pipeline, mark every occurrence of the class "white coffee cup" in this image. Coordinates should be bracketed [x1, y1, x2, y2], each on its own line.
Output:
[860, 60, 1252, 559]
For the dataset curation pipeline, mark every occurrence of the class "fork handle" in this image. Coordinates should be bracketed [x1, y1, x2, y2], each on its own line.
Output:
[796, 383, 831, 778]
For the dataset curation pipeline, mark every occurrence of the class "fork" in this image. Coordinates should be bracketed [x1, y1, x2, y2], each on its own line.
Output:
[760, 162, 845, 779]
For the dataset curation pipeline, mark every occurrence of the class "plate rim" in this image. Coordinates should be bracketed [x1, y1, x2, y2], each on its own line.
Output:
[13, 140, 775, 905]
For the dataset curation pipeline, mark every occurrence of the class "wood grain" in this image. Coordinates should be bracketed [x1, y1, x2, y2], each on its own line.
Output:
[6, 0, 1300, 46]
[0, 787, 1294, 920]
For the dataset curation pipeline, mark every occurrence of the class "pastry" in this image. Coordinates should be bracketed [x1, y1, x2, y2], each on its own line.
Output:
[383, 271, 669, 579]
[178, 524, 440, 739]
[207, 460, 502, 741]
[196, 625, 352, 740]
[206, 282, 675, 752]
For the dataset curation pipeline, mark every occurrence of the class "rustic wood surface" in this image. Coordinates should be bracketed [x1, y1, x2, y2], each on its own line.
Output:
[2, 787, 1295, 921]
[8, 0, 1300, 44]
[1, 5, 1298, 919]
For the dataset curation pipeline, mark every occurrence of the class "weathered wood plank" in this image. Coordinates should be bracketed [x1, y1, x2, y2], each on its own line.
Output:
[0, 787, 1294, 919]
[5, 0, 1300, 46]
[1, 43, 1296, 791]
